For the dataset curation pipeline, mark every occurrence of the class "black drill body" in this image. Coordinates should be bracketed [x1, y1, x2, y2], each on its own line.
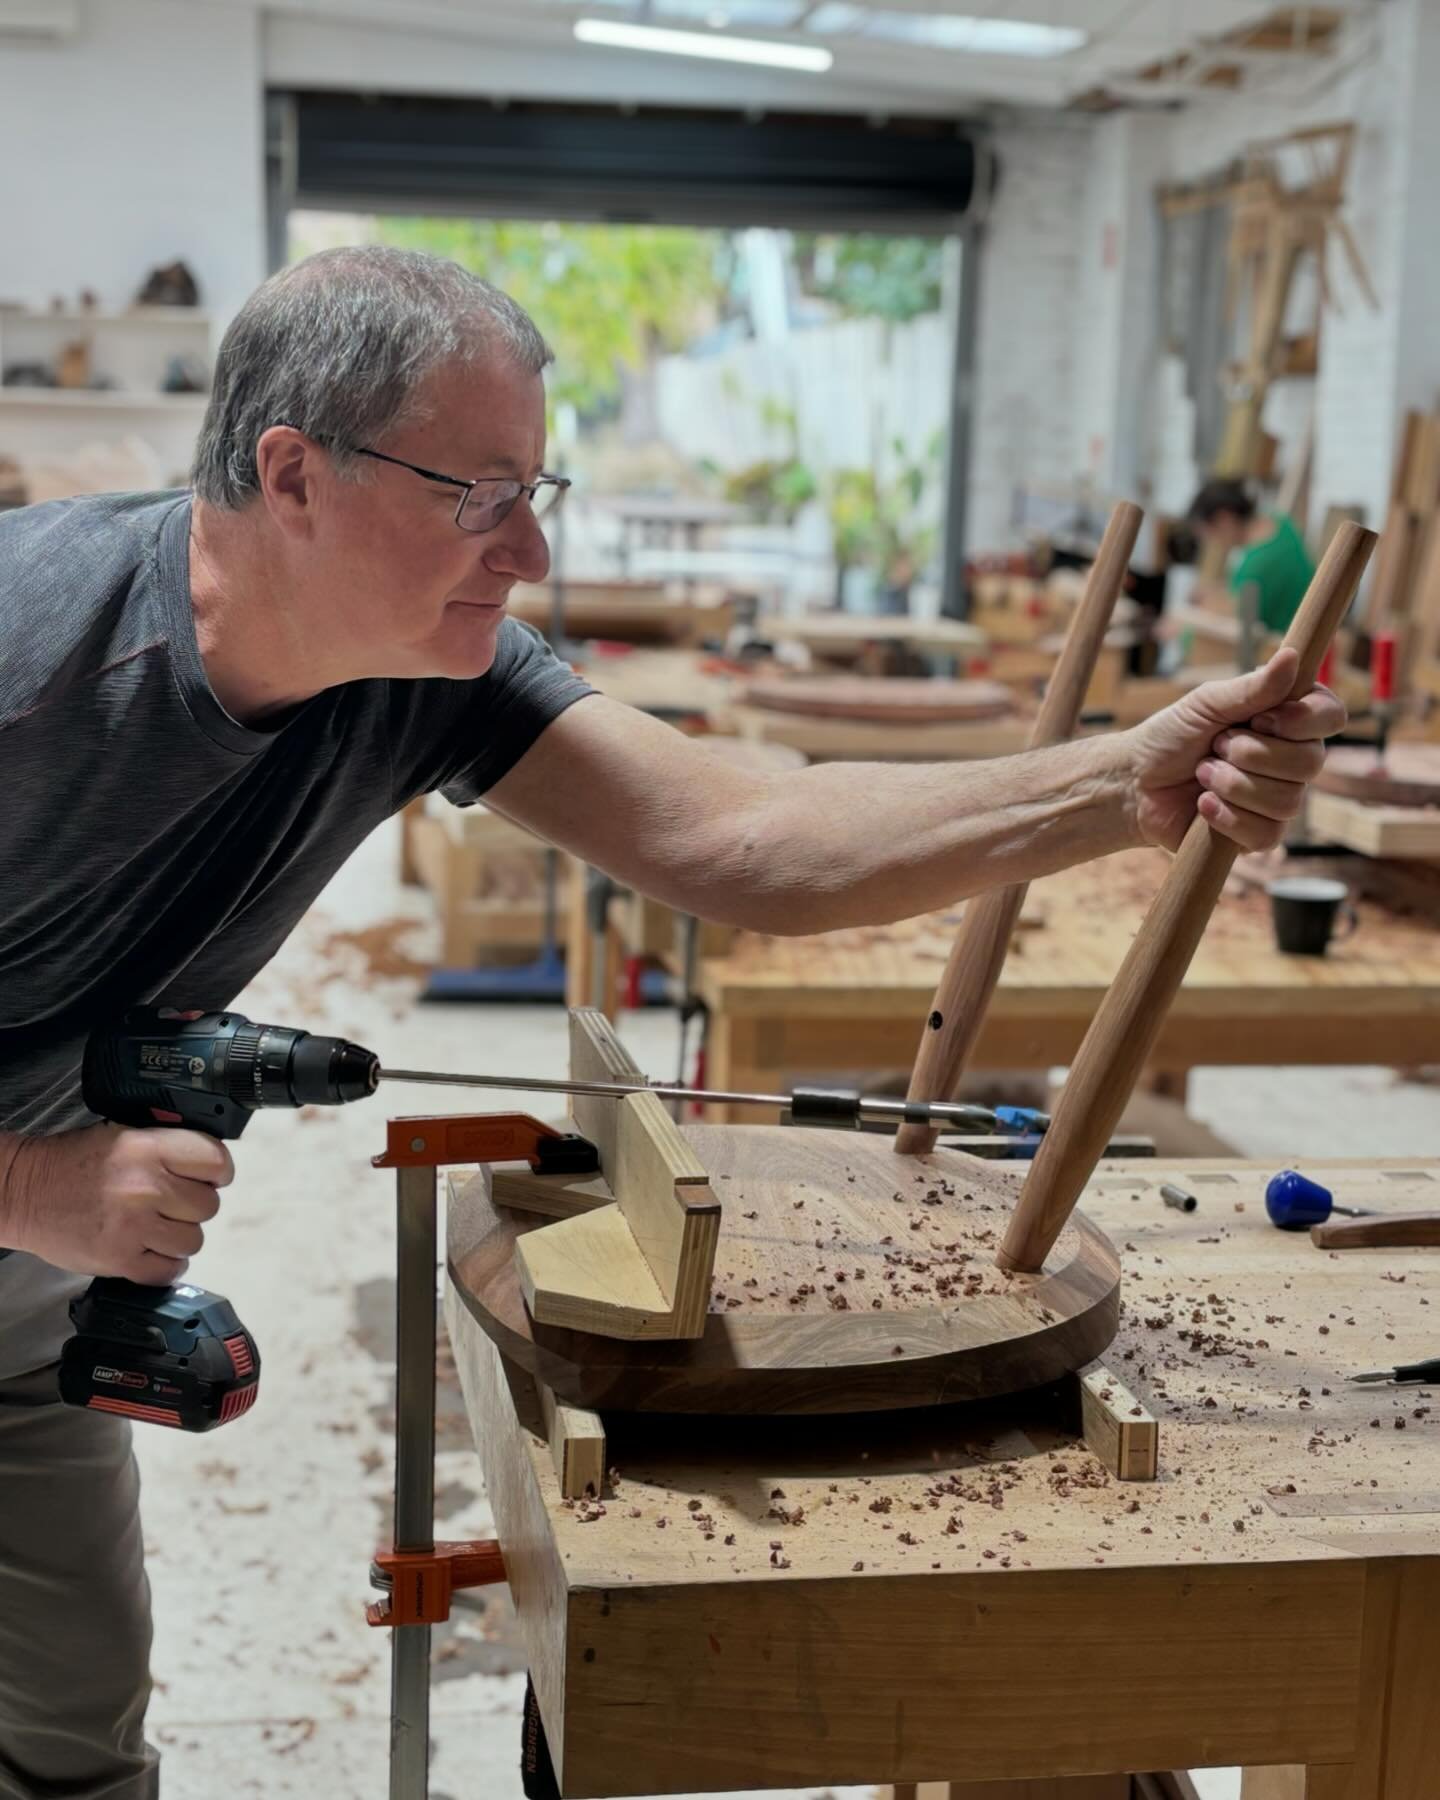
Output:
[63, 1009, 379, 1431]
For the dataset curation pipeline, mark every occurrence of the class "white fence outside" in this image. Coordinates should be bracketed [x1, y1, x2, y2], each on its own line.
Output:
[653, 311, 954, 492]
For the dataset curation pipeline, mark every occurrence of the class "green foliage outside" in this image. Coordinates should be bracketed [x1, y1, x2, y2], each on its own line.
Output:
[825, 431, 945, 599]
[715, 395, 816, 524]
[793, 232, 946, 322]
[371, 216, 731, 416]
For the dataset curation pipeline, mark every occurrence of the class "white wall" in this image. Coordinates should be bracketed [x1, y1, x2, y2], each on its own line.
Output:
[8, 0, 1438, 561]
[966, 117, 1091, 555]
[0, 0, 266, 325]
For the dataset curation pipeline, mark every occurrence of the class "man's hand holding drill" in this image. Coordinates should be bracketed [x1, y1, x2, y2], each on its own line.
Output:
[0, 1125, 234, 1283]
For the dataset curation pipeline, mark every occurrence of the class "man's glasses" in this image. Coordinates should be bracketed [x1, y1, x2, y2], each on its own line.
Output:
[327, 441, 570, 534]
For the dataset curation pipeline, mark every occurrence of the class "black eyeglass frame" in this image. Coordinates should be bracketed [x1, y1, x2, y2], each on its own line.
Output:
[307, 437, 571, 533]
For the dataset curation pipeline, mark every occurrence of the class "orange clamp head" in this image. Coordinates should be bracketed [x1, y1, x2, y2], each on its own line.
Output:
[372, 1112, 567, 1171]
[367, 1539, 506, 1627]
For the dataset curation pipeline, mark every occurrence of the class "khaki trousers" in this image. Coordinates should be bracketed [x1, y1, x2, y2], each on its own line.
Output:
[0, 1367, 156, 1798]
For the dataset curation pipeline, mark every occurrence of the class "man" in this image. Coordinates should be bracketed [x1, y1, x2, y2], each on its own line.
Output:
[1188, 475, 1316, 635]
[0, 246, 1343, 1797]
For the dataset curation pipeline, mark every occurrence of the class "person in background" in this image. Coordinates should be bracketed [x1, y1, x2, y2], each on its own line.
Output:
[1188, 476, 1316, 635]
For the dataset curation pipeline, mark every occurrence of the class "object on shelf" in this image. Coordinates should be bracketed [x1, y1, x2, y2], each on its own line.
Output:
[135, 261, 200, 308]
[2, 361, 55, 388]
[79, 289, 99, 313]
[56, 340, 90, 390]
[160, 353, 208, 395]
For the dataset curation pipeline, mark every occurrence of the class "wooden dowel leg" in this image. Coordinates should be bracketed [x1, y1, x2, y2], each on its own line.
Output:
[895, 502, 1142, 1157]
[998, 521, 1376, 1272]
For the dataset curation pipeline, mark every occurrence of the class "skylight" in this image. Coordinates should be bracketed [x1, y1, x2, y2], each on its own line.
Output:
[574, 17, 834, 68]
[805, 7, 1086, 56]
[653, 0, 810, 27]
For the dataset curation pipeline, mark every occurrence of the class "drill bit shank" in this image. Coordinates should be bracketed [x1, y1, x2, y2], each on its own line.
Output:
[378, 1067, 1009, 1134]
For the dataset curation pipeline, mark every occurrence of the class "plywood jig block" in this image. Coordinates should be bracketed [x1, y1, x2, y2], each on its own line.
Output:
[537, 1379, 607, 1501]
[512, 1009, 720, 1340]
[1073, 1360, 1159, 1482]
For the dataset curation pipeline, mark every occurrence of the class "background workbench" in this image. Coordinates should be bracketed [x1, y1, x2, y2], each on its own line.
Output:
[445, 1154, 1440, 1799]
[689, 850, 1440, 1118]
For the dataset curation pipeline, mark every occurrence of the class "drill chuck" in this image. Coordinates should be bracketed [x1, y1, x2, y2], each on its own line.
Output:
[222, 1018, 379, 1109]
[83, 1008, 380, 1138]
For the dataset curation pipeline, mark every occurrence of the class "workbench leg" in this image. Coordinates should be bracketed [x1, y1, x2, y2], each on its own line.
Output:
[1240, 1772, 1355, 1800]
[1240, 1774, 1305, 1800]
[398, 797, 426, 886]
[1253, 1558, 1440, 1800]
[600, 916, 623, 1021]
[564, 856, 592, 1012]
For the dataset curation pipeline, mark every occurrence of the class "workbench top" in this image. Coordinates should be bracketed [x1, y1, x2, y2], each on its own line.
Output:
[698, 849, 1440, 1018]
[444, 1156, 1440, 1796]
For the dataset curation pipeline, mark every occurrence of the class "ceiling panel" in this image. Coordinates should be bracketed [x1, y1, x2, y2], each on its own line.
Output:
[250, 0, 1383, 111]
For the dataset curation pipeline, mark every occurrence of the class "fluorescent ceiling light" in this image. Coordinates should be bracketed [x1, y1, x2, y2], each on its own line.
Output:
[574, 16, 833, 68]
[806, 6, 1085, 56]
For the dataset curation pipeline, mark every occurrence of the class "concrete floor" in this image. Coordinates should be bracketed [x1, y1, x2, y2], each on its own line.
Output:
[135, 814, 1440, 1796]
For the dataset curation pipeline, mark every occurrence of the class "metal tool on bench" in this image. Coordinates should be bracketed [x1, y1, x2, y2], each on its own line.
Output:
[1351, 1357, 1440, 1387]
[1264, 1170, 1440, 1249]
[1264, 1169, 1372, 1229]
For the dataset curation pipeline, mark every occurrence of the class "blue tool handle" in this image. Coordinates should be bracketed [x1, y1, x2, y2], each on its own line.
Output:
[1265, 1169, 1334, 1229]
[995, 1105, 1048, 1134]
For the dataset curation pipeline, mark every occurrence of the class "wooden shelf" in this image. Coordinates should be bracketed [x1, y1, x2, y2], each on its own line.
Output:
[0, 388, 208, 411]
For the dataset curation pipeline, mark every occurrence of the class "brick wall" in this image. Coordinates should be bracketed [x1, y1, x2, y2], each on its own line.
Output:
[967, 0, 1440, 556]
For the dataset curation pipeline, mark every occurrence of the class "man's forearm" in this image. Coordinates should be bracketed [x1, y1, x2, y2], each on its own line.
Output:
[715, 732, 1141, 935]
[0, 1131, 33, 1252]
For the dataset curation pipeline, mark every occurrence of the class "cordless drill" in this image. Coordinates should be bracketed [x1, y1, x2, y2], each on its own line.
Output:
[64, 1008, 380, 1431]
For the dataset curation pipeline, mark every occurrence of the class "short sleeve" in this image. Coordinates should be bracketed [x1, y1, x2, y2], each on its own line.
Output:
[387, 617, 593, 808]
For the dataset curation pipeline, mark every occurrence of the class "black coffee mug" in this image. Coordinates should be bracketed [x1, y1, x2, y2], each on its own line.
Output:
[1266, 876, 1359, 957]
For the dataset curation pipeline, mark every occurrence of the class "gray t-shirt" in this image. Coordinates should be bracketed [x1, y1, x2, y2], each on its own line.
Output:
[0, 489, 591, 1379]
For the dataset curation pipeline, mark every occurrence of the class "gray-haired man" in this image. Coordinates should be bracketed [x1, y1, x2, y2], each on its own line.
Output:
[0, 246, 1342, 1795]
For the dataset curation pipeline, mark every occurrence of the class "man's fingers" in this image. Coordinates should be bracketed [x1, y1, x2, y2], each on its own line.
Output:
[1196, 758, 1305, 823]
[1210, 729, 1325, 783]
[128, 1248, 191, 1286]
[153, 1130, 236, 1188]
[1196, 790, 1285, 852]
[159, 1176, 223, 1224]
[1247, 686, 1347, 742]
[1191, 648, 1299, 727]
[146, 1217, 206, 1261]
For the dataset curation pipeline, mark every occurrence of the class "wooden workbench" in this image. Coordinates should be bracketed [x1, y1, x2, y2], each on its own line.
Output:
[726, 702, 1034, 762]
[569, 646, 739, 724]
[444, 1154, 1440, 1798]
[692, 850, 1440, 1116]
[751, 610, 986, 668]
[509, 583, 736, 646]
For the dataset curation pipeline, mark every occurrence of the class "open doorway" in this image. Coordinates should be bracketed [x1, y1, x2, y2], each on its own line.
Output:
[289, 208, 962, 618]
